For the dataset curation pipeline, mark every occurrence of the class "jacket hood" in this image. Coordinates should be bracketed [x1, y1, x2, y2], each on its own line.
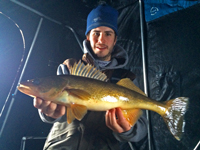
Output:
[82, 39, 129, 70]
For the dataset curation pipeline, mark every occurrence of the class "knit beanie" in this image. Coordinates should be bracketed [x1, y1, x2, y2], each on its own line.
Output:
[85, 4, 118, 35]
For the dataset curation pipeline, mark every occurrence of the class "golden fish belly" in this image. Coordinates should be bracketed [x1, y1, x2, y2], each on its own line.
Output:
[64, 77, 167, 115]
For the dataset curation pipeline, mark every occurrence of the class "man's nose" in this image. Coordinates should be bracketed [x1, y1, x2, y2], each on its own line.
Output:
[98, 34, 105, 43]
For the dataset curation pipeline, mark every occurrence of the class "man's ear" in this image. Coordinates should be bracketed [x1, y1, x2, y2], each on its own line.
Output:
[114, 36, 117, 45]
[86, 35, 90, 41]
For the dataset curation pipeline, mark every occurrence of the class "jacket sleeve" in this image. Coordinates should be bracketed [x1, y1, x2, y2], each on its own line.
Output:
[113, 112, 148, 142]
[38, 64, 69, 123]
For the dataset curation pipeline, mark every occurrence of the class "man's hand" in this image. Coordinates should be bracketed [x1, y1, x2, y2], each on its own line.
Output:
[105, 108, 131, 133]
[33, 97, 66, 119]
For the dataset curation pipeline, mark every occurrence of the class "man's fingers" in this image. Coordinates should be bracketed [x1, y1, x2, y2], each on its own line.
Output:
[115, 108, 131, 131]
[33, 97, 50, 109]
[105, 109, 123, 133]
[115, 108, 124, 120]
[42, 102, 57, 116]
[105, 108, 131, 133]
[33, 97, 42, 108]
[33, 97, 65, 119]
[53, 105, 66, 118]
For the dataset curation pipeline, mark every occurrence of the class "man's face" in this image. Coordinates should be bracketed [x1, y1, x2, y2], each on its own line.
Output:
[87, 26, 117, 61]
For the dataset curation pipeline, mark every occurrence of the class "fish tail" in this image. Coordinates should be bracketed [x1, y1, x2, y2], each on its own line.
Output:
[162, 97, 189, 140]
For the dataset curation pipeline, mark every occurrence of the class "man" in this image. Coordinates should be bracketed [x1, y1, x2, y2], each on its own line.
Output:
[34, 4, 147, 150]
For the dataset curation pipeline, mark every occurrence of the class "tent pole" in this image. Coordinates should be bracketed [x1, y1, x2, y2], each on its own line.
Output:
[10, 0, 83, 51]
[194, 140, 200, 150]
[139, 1, 152, 150]
[0, 18, 43, 137]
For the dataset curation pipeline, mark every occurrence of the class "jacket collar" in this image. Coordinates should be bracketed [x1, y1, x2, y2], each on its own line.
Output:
[82, 39, 129, 70]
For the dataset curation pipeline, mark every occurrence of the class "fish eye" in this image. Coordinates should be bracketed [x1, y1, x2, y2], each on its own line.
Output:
[32, 78, 40, 85]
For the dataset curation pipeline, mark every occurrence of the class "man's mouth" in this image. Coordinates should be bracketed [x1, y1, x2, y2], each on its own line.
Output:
[96, 44, 107, 51]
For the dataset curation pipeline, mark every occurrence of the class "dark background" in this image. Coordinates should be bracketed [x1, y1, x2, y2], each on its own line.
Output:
[0, 0, 200, 150]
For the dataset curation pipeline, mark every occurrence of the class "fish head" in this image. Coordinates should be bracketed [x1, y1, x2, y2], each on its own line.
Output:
[18, 76, 66, 100]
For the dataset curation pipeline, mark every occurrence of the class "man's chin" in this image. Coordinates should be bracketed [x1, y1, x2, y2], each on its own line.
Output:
[96, 54, 111, 61]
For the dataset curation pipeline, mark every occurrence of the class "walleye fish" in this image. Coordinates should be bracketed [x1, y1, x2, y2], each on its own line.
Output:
[18, 61, 189, 141]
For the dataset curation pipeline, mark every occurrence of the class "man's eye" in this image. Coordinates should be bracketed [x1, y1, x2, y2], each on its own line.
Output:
[106, 33, 111, 36]
[94, 32, 100, 36]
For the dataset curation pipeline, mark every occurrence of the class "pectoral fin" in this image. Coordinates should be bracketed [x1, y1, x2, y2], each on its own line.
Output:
[71, 103, 88, 121]
[66, 104, 88, 123]
[66, 89, 91, 100]
[66, 106, 75, 124]
[121, 109, 143, 126]
[117, 78, 146, 96]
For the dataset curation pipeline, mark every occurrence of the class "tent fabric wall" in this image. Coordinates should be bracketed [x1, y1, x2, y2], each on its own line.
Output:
[144, 0, 200, 22]
[147, 3, 200, 150]
[116, 2, 200, 149]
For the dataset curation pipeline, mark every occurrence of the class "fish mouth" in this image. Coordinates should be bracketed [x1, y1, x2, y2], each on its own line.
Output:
[17, 84, 36, 97]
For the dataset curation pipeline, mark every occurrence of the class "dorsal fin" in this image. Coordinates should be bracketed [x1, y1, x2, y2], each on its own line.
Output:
[69, 60, 108, 82]
[117, 78, 146, 96]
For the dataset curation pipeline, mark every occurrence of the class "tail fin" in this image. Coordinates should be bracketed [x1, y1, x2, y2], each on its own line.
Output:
[163, 97, 189, 140]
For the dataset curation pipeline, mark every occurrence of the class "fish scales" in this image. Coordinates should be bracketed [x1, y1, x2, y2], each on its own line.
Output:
[62, 75, 167, 114]
[18, 61, 189, 141]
